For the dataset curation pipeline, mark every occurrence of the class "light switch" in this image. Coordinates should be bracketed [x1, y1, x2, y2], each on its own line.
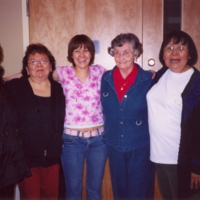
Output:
[92, 40, 100, 54]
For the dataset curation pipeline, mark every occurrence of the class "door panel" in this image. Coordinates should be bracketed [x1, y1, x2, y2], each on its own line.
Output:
[29, 0, 163, 71]
[84, 0, 143, 70]
[143, 0, 163, 71]
[182, 0, 200, 70]
[29, 0, 143, 70]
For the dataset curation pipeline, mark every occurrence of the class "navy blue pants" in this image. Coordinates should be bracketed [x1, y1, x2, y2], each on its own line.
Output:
[108, 145, 155, 200]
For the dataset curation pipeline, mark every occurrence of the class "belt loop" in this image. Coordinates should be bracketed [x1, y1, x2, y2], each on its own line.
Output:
[77, 131, 80, 137]
[96, 128, 100, 136]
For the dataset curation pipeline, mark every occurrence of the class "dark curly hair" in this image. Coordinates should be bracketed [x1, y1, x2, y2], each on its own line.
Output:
[22, 43, 56, 78]
[67, 34, 95, 67]
[159, 30, 198, 66]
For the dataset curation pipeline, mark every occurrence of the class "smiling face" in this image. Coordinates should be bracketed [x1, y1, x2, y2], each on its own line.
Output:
[26, 53, 52, 80]
[72, 45, 92, 69]
[163, 40, 191, 73]
[114, 42, 135, 72]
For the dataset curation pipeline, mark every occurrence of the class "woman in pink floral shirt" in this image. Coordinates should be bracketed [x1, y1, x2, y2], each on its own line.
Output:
[53, 34, 107, 200]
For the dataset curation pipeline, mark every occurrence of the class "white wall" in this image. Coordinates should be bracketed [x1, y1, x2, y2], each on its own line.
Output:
[0, 0, 29, 76]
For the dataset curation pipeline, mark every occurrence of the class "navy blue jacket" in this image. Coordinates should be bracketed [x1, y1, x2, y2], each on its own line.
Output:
[101, 64, 152, 152]
[154, 66, 200, 198]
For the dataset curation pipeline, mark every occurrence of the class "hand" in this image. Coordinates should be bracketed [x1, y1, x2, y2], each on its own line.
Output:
[190, 172, 200, 189]
[148, 70, 156, 79]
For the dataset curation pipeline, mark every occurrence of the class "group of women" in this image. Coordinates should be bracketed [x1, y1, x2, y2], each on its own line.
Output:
[1, 30, 200, 200]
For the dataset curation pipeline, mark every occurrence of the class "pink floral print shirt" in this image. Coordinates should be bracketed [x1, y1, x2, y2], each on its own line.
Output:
[56, 65, 106, 128]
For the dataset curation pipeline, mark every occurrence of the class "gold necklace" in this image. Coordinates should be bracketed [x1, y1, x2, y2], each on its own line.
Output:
[120, 82, 128, 90]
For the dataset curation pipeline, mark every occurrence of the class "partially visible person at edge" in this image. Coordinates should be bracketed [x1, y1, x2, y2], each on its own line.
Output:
[101, 33, 155, 200]
[52, 34, 107, 200]
[147, 30, 200, 200]
[0, 44, 29, 200]
[6, 44, 65, 200]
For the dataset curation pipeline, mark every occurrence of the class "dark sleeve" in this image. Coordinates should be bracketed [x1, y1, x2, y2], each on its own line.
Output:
[191, 102, 200, 174]
[58, 83, 65, 123]
[151, 66, 168, 86]
[0, 82, 16, 135]
[53, 81, 65, 133]
[100, 71, 109, 107]
[5, 78, 21, 98]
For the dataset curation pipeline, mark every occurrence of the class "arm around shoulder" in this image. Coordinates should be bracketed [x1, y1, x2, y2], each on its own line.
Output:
[3, 72, 22, 82]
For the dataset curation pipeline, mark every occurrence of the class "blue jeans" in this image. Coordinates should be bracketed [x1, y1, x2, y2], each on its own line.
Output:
[61, 132, 107, 200]
[108, 145, 155, 200]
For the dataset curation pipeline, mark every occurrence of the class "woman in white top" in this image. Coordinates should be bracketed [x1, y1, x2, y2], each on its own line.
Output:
[147, 30, 200, 200]
[53, 34, 107, 200]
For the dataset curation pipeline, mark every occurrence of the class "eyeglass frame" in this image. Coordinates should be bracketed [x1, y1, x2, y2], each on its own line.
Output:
[164, 45, 188, 53]
[28, 59, 49, 66]
[113, 50, 134, 58]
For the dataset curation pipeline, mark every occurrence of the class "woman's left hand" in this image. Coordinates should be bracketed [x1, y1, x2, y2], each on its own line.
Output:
[190, 172, 200, 189]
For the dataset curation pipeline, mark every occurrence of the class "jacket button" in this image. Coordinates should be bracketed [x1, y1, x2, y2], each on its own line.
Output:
[124, 95, 127, 98]
[121, 135, 124, 137]
[120, 122, 123, 124]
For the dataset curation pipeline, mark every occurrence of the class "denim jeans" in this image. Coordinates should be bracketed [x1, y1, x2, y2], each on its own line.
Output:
[108, 145, 155, 200]
[61, 132, 107, 200]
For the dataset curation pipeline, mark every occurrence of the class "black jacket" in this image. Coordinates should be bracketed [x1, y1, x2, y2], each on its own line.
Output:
[0, 79, 29, 188]
[6, 77, 65, 168]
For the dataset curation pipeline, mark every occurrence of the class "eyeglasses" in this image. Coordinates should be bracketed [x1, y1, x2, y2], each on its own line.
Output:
[28, 59, 49, 66]
[164, 46, 188, 53]
[113, 50, 133, 58]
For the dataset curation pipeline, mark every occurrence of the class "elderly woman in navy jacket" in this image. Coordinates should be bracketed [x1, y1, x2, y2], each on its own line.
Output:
[101, 33, 154, 200]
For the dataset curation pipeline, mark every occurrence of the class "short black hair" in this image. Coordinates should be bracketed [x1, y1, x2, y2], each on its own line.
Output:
[22, 43, 56, 78]
[159, 30, 198, 66]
